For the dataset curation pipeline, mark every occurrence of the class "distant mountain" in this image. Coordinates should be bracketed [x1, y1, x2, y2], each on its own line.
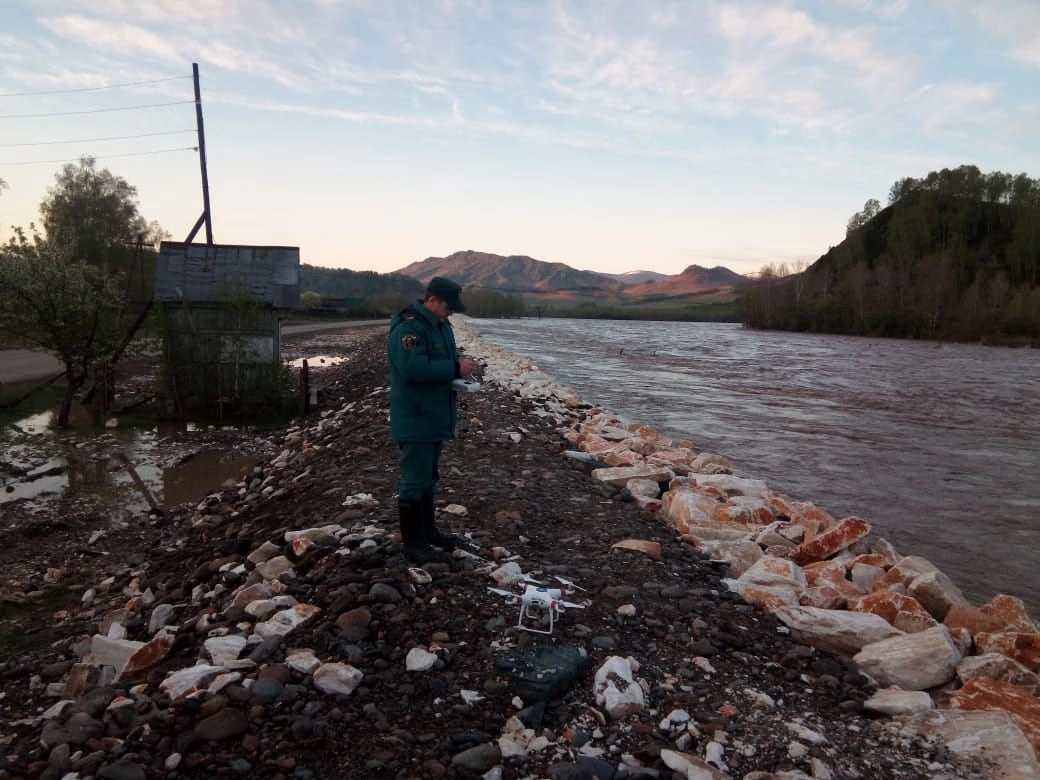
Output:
[395, 250, 624, 293]
[622, 265, 747, 297]
[604, 270, 671, 285]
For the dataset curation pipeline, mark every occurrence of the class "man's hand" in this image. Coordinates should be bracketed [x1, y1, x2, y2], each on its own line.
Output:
[459, 357, 480, 378]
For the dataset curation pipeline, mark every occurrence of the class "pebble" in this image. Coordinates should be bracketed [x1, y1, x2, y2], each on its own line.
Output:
[194, 708, 249, 741]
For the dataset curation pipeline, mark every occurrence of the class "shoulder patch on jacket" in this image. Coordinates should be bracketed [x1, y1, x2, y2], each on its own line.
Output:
[401, 333, 418, 351]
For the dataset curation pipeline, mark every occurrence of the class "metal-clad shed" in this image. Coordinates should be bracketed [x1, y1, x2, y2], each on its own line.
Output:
[156, 242, 300, 308]
[155, 242, 301, 419]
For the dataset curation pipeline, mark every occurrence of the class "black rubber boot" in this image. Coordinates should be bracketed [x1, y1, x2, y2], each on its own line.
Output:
[421, 493, 460, 551]
[399, 498, 450, 564]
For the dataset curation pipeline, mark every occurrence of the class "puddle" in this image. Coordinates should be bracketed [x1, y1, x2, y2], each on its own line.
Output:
[162, 449, 257, 506]
[287, 354, 346, 369]
[1, 409, 262, 519]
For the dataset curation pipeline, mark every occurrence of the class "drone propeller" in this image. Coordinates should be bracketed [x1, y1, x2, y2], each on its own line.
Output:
[553, 575, 586, 592]
[487, 587, 517, 598]
[559, 600, 586, 609]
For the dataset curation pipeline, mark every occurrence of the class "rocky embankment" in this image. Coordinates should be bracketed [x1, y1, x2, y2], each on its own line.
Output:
[0, 322, 1035, 779]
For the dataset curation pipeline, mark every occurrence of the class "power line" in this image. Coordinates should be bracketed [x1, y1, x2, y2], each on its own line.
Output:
[0, 100, 195, 119]
[1, 146, 198, 166]
[0, 130, 195, 148]
[0, 75, 191, 98]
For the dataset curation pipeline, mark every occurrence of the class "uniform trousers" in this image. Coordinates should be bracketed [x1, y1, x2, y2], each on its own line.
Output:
[398, 441, 442, 501]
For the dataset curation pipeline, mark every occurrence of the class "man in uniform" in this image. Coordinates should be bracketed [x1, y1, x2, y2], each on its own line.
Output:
[387, 277, 480, 564]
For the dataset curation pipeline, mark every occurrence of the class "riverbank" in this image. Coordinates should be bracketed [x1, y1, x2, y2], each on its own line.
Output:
[0, 325, 1029, 778]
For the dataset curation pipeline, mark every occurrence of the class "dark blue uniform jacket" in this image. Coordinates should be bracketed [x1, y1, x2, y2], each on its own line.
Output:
[387, 300, 460, 442]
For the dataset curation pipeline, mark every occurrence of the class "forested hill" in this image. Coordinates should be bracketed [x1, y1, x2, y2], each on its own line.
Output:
[742, 166, 1040, 344]
[300, 265, 421, 297]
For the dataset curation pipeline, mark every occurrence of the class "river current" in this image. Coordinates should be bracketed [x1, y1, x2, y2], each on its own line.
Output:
[471, 318, 1040, 616]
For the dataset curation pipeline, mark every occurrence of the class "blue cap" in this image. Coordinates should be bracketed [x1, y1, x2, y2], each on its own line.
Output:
[426, 276, 466, 313]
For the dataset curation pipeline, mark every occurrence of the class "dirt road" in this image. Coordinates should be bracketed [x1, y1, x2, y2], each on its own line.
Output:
[0, 320, 385, 388]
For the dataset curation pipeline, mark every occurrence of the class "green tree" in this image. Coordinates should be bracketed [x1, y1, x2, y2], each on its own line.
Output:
[39, 156, 151, 271]
[0, 228, 128, 426]
[299, 290, 323, 310]
[846, 198, 881, 235]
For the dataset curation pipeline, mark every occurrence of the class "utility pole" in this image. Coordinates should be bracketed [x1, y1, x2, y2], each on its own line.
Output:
[185, 61, 214, 244]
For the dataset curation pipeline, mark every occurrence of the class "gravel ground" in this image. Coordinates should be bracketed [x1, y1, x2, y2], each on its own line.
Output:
[0, 327, 982, 780]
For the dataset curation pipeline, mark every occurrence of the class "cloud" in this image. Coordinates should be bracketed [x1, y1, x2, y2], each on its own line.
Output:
[37, 0, 254, 29]
[13, 0, 1035, 169]
[202, 41, 307, 89]
[910, 81, 1000, 134]
[827, 0, 909, 18]
[39, 15, 180, 62]
[961, 1, 1040, 67]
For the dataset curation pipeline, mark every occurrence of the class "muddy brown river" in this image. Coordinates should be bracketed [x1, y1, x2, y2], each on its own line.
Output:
[473, 318, 1040, 616]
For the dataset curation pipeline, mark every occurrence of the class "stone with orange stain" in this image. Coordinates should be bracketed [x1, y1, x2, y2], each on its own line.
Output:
[788, 516, 826, 542]
[852, 553, 890, 569]
[979, 594, 1040, 634]
[872, 537, 902, 566]
[592, 464, 673, 486]
[715, 502, 772, 527]
[561, 428, 582, 445]
[290, 536, 315, 558]
[62, 664, 102, 699]
[850, 591, 938, 634]
[790, 517, 871, 566]
[626, 422, 665, 440]
[768, 493, 801, 519]
[119, 634, 173, 680]
[681, 526, 751, 542]
[873, 555, 939, 592]
[620, 436, 659, 456]
[799, 586, 848, 610]
[662, 488, 722, 535]
[907, 570, 969, 621]
[975, 632, 1040, 672]
[633, 496, 663, 513]
[723, 580, 800, 611]
[647, 452, 695, 473]
[602, 449, 641, 467]
[951, 676, 1040, 752]
[698, 485, 729, 500]
[945, 605, 1006, 638]
[801, 505, 838, 530]
[802, 560, 866, 599]
[850, 562, 887, 593]
[689, 452, 732, 473]
[689, 539, 763, 578]
[582, 437, 623, 454]
[648, 447, 694, 463]
[739, 555, 807, 590]
[958, 653, 1040, 695]
[612, 539, 662, 560]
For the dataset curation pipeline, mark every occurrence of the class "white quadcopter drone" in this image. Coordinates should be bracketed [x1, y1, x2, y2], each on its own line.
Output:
[488, 576, 587, 635]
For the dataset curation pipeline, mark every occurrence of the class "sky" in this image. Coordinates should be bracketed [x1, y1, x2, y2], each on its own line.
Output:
[1, 1, 1039, 277]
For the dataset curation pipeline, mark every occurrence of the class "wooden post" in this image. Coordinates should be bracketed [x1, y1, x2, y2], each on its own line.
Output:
[299, 359, 310, 416]
[186, 62, 214, 244]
